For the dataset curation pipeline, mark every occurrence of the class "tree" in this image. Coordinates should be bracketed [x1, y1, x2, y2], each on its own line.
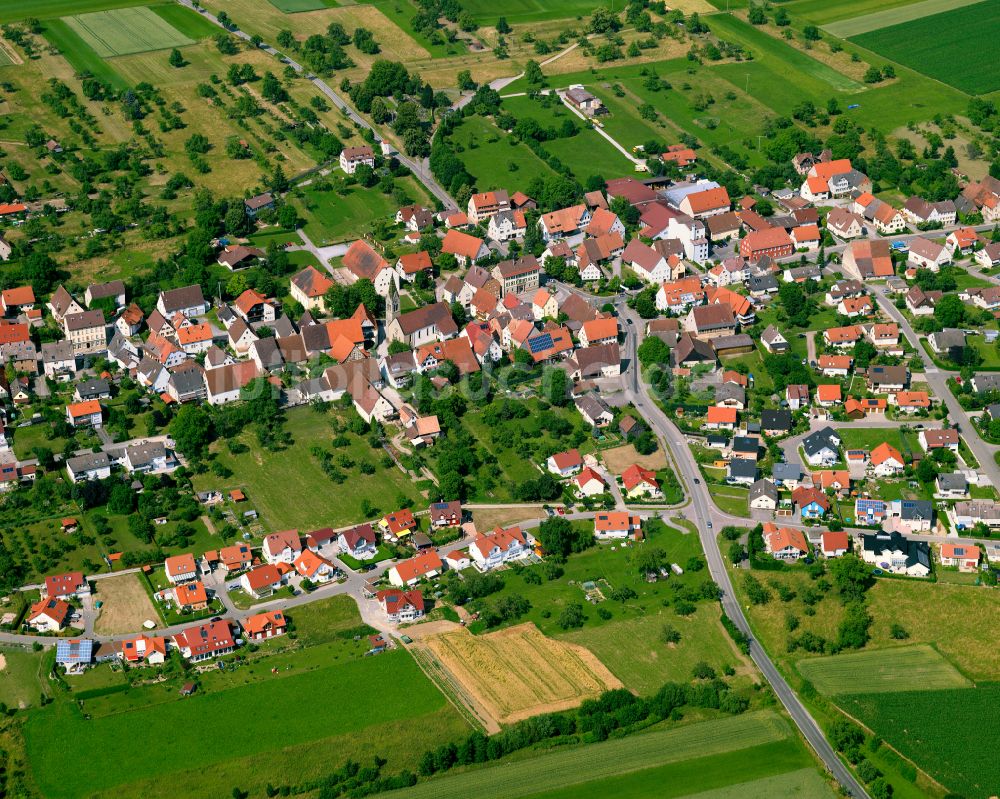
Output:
[537, 516, 591, 560]
[934, 293, 965, 329]
[168, 48, 185, 68]
[748, 4, 766, 24]
[828, 555, 871, 603]
[456, 70, 476, 92]
[803, 25, 820, 40]
[496, 16, 511, 34]
[170, 405, 213, 459]
[524, 60, 545, 86]
[557, 602, 585, 629]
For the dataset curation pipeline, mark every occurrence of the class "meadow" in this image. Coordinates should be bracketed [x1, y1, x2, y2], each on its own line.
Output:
[192, 405, 429, 529]
[796, 644, 971, 695]
[458, 0, 612, 25]
[850, 1, 1000, 94]
[394, 711, 823, 799]
[0, 0, 148, 23]
[450, 115, 556, 191]
[25, 649, 452, 799]
[268, 0, 337, 11]
[841, 685, 1000, 798]
[64, 7, 193, 58]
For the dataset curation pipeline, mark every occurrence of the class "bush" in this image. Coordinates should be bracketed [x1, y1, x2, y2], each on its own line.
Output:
[660, 624, 681, 644]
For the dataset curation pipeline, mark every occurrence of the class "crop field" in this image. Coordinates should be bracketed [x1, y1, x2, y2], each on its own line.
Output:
[0, 0, 151, 23]
[395, 711, 805, 799]
[25, 649, 456, 799]
[673, 768, 835, 799]
[64, 7, 194, 58]
[822, 0, 985, 36]
[850, 1, 1000, 94]
[795, 644, 971, 695]
[459, 0, 612, 24]
[192, 406, 428, 529]
[93, 573, 161, 635]
[423, 623, 621, 726]
[840, 685, 1000, 798]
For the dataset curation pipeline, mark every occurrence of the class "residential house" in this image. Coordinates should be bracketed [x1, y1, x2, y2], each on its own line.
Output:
[575, 467, 607, 497]
[380, 509, 417, 542]
[338, 524, 378, 559]
[802, 427, 841, 466]
[576, 394, 613, 427]
[539, 204, 590, 240]
[935, 473, 969, 499]
[842, 239, 894, 279]
[66, 400, 102, 428]
[762, 523, 808, 560]
[919, 428, 959, 453]
[740, 228, 794, 262]
[172, 581, 209, 611]
[240, 565, 286, 599]
[749, 479, 779, 510]
[157, 285, 207, 318]
[907, 237, 951, 270]
[64, 310, 106, 355]
[705, 406, 737, 431]
[547, 449, 583, 477]
[467, 190, 511, 223]
[66, 452, 111, 483]
[727, 458, 758, 485]
[165, 554, 198, 584]
[28, 599, 72, 632]
[387, 551, 443, 587]
[861, 531, 930, 576]
[760, 325, 788, 353]
[826, 208, 864, 239]
[867, 365, 908, 392]
[244, 192, 274, 216]
[816, 384, 842, 407]
[870, 442, 905, 476]
[940, 543, 980, 573]
[118, 634, 167, 665]
[902, 196, 956, 227]
[293, 549, 337, 583]
[470, 526, 534, 570]
[621, 464, 662, 499]
[243, 611, 287, 641]
[339, 145, 375, 174]
[174, 621, 236, 662]
[47, 286, 83, 324]
[818, 354, 853, 377]
[386, 302, 459, 348]
[821, 531, 850, 558]
[593, 512, 642, 540]
[429, 501, 462, 528]
[622, 240, 670, 284]
[487, 209, 527, 242]
[342, 240, 397, 297]
[262, 529, 302, 565]
[786, 384, 810, 410]
[290, 266, 334, 312]
[43, 571, 89, 600]
[376, 589, 425, 622]
[760, 409, 793, 436]
[492, 256, 541, 296]
[792, 486, 831, 519]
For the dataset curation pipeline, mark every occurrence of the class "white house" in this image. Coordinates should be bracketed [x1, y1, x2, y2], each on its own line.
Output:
[469, 526, 533, 571]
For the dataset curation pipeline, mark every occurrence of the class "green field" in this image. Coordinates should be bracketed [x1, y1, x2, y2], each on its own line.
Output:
[0, 0, 149, 23]
[293, 175, 429, 245]
[26, 649, 452, 799]
[0, 648, 46, 709]
[822, 0, 986, 36]
[451, 115, 555, 192]
[841, 685, 999, 798]
[850, 1, 1000, 94]
[562, 605, 749, 695]
[192, 406, 428, 529]
[268, 0, 336, 11]
[150, 4, 223, 40]
[0, 47, 12, 67]
[796, 644, 971, 695]
[671, 769, 835, 799]
[394, 712, 812, 799]
[64, 7, 194, 57]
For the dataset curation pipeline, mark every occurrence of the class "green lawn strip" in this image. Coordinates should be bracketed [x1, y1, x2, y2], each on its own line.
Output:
[708, 485, 749, 516]
[394, 711, 794, 799]
[0, 0, 148, 23]
[150, 3, 223, 40]
[192, 406, 427, 529]
[561, 605, 749, 695]
[849, 1, 1000, 94]
[836, 427, 907, 452]
[839, 685, 1000, 798]
[338, 545, 393, 570]
[459, 0, 611, 25]
[822, 0, 986, 36]
[796, 644, 971, 695]
[26, 649, 452, 799]
[451, 115, 555, 191]
[0, 648, 47, 709]
[41, 18, 128, 88]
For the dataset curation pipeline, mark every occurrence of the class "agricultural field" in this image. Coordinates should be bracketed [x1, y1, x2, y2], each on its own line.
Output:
[820, 0, 985, 36]
[268, 0, 337, 12]
[395, 711, 830, 799]
[422, 623, 621, 727]
[93, 573, 161, 635]
[192, 405, 429, 529]
[849, 1, 1000, 94]
[0, 0, 151, 24]
[840, 685, 999, 798]
[64, 7, 193, 57]
[796, 644, 971, 695]
[459, 0, 612, 24]
[25, 648, 460, 799]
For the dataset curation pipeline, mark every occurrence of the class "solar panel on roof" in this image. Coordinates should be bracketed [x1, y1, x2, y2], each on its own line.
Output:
[528, 333, 553, 354]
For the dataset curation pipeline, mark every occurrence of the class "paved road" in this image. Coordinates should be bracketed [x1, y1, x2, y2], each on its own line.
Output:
[177, 0, 456, 209]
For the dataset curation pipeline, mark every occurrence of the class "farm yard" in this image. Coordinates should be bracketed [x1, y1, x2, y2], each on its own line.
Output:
[63, 7, 193, 57]
[849, 0, 1000, 94]
[795, 644, 971, 696]
[93, 573, 161, 635]
[421, 623, 621, 728]
[393, 711, 831, 799]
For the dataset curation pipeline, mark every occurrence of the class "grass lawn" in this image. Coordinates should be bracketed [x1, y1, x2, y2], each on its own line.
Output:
[0, 648, 46, 709]
[839, 685, 996, 799]
[395, 711, 816, 799]
[338, 545, 393, 570]
[499, 94, 632, 180]
[561, 604, 752, 695]
[849, 1, 1000, 94]
[719, 349, 773, 392]
[26, 648, 459, 799]
[150, 3, 221, 39]
[836, 426, 908, 452]
[471, 520, 712, 638]
[796, 644, 971, 695]
[708, 485, 749, 516]
[292, 175, 429, 245]
[41, 17, 129, 88]
[450, 115, 555, 191]
[192, 405, 428, 530]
